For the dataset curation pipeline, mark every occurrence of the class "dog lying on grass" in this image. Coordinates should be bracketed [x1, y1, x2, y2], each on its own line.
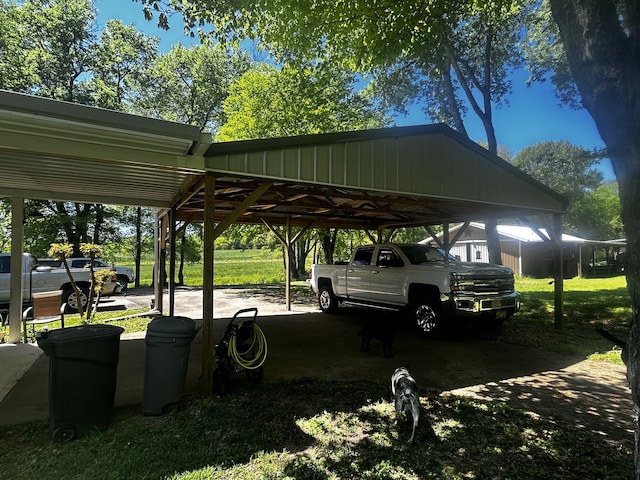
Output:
[358, 318, 394, 358]
[391, 366, 420, 444]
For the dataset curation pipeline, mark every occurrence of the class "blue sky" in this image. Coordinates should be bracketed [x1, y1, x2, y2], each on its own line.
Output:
[95, 1, 613, 180]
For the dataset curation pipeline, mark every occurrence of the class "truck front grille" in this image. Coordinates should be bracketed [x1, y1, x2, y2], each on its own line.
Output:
[453, 274, 514, 295]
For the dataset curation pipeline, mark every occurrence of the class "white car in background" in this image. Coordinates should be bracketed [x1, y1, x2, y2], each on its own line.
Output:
[68, 258, 135, 292]
[39, 257, 135, 292]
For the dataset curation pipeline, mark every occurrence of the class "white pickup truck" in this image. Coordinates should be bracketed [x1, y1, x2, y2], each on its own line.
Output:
[308, 243, 521, 333]
[0, 253, 120, 312]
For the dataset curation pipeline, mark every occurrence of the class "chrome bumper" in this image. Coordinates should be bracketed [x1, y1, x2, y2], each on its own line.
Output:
[442, 291, 521, 314]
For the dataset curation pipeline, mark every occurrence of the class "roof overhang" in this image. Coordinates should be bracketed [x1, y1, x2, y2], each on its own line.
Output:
[0, 90, 211, 208]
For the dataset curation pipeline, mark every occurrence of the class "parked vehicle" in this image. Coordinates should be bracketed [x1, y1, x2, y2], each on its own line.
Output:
[38, 257, 135, 292]
[308, 243, 521, 333]
[67, 258, 134, 292]
[0, 253, 120, 313]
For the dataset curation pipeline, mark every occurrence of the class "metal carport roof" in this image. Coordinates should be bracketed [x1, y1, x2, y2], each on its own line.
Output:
[0, 90, 567, 227]
[178, 125, 568, 230]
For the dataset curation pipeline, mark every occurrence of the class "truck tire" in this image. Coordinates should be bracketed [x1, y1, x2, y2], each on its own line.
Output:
[116, 274, 129, 293]
[412, 301, 441, 334]
[62, 287, 89, 313]
[318, 285, 338, 313]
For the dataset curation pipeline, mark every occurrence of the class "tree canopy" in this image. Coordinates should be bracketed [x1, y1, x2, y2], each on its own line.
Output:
[218, 62, 388, 141]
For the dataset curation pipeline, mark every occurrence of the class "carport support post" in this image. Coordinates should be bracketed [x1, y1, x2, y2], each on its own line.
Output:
[8, 197, 24, 343]
[552, 213, 564, 329]
[202, 174, 215, 395]
[285, 216, 291, 310]
[168, 206, 177, 316]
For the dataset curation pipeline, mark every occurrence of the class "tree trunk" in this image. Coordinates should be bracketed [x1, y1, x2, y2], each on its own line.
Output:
[549, 0, 640, 475]
[319, 228, 338, 264]
[485, 218, 503, 265]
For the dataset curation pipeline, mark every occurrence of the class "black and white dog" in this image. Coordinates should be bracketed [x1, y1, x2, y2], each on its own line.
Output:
[391, 367, 420, 444]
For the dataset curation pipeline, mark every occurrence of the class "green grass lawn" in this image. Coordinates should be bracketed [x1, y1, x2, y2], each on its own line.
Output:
[502, 275, 630, 362]
[1, 260, 634, 479]
[0, 379, 632, 479]
[135, 249, 287, 287]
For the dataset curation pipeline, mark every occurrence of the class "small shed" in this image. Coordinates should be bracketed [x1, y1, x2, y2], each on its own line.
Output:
[425, 222, 621, 278]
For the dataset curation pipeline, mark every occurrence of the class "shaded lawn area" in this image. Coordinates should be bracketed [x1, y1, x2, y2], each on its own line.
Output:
[0, 379, 632, 480]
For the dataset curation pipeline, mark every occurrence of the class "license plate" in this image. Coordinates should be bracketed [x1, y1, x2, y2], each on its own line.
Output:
[496, 310, 507, 319]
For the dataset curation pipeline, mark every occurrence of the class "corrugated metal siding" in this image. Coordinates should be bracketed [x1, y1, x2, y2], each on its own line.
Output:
[207, 131, 565, 213]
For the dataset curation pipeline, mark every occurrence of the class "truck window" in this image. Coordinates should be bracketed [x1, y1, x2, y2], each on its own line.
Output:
[352, 247, 374, 265]
[377, 248, 404, 267]
[0, 256, 9, 273]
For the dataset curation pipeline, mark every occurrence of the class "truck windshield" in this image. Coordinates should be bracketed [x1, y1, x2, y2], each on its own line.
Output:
[399, 245, 460, 264]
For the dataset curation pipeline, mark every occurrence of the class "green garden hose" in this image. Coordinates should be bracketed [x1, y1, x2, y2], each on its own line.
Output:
[228, 322, 268, 370]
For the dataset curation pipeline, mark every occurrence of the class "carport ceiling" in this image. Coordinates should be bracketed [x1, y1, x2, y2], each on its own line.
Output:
[177, 125, 569, 229]
[0, 90, 567, 229]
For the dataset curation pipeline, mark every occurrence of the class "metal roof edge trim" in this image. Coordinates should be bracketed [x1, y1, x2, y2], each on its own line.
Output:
[0, 89, 204, 143]
[205, 123, 450, 155]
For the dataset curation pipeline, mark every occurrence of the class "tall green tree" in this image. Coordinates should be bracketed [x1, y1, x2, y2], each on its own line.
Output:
[218, 63, 387, 141]
[19, 0, 96, 101]
[0, 0, 37, 90]
[90, 19, 159, 110]
[133, 44, 251, 131]
[570, 182, 623, 240]
[512, 140, 608, 236]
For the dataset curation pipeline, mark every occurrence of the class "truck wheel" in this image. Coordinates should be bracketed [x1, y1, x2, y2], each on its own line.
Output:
[318, 285, 338, 313]
[116, 275, 129, 293]
[413, 302, 440, 334]
[62, 287, 89, 313]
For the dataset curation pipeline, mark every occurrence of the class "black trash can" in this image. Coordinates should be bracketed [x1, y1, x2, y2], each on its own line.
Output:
[143, 316, 199, 415]
[37, 324, 124, 442]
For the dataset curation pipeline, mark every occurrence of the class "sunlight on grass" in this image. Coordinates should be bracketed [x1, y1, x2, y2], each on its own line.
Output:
[0, 380, 633, 479]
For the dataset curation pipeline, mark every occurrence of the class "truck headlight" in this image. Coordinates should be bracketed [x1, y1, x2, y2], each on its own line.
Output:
[450, 272, 473, 292]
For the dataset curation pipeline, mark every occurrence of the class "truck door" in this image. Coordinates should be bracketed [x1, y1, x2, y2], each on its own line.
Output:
[370, 246, 405, 306]
[345, 246, 375, 300]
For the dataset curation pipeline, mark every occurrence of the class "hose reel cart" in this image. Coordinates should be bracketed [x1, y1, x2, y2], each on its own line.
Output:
[212, 307, 267, 394]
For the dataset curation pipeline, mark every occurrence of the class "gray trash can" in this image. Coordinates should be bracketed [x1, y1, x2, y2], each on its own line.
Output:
[143, 316, 199, 415]
[36, 324, 124, 442]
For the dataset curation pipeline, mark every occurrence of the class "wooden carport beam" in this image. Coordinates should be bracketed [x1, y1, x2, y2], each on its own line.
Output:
[425, 222, 470, 254]
[213, 181, 273, 238]
[261, 216, 313, 310]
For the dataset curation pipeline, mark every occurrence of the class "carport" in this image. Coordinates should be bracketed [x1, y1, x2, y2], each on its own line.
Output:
[0, 90, 568, 393]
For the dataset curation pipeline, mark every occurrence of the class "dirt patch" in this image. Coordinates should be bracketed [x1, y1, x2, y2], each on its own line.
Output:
[446, 359, 633, 445]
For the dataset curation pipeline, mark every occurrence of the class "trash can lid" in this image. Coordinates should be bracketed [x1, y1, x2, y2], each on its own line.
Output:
[146, 316, 196, 335]
[37, 324, 124, 346]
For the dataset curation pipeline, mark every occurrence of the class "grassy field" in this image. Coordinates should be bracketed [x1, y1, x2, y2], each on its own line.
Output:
[0, 256, 634, 479]
[135, 249, 287, 286]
